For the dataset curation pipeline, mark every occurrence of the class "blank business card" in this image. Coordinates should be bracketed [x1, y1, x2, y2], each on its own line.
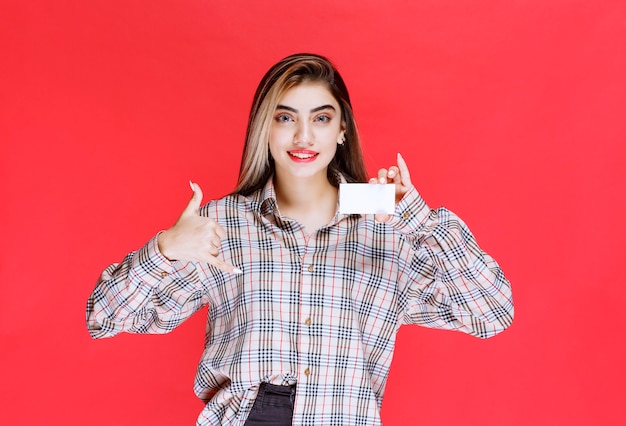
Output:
[339, 183, 395, 214]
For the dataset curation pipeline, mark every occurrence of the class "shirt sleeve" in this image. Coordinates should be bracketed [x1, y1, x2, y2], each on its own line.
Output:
[388, 187, 514, 338]
[86, 234, 210, 339]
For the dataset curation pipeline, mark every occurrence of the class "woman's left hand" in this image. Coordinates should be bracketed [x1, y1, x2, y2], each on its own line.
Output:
[370, 152, 414, 222]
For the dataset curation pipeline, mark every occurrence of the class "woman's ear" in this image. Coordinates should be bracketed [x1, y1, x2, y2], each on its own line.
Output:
[338, 122, 347, 145]
[337, 131, 346, 145]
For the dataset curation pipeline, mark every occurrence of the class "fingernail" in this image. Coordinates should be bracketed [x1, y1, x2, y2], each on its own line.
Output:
[233, 267, 243, 274]
[189, 180, 195, 191]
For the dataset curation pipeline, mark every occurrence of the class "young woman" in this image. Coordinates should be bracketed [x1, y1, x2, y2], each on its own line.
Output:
[87, 53, 514, 425]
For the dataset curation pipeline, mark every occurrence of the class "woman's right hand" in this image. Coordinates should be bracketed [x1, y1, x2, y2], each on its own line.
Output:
[157, 182, 242, 274]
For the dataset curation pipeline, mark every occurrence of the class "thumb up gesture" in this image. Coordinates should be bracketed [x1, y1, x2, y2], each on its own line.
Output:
[157, 182, 241, 274]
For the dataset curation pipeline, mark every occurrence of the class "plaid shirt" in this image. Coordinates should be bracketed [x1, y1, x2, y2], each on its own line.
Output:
[87, 179, 514, 425]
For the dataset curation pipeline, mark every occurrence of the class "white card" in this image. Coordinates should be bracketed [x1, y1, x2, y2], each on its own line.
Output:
[339, 183, 395, 214]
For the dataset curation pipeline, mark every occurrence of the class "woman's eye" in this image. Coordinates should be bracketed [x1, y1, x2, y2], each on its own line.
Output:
[315, 115, 331, 123]
[275, 114, 293, 123]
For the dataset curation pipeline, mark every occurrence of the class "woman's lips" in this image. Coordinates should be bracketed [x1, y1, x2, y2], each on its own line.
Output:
[288, 150, 319, 162]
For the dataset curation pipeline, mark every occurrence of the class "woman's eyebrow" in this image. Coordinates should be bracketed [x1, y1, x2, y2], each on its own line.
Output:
[276, 104, 337, 113]
[311, 104, 336, 113]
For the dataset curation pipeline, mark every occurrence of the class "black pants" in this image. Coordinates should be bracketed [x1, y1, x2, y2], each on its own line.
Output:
[244, 383, 296, 425]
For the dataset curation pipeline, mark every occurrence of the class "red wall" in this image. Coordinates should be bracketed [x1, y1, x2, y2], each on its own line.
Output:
[2, 1, 625, 425]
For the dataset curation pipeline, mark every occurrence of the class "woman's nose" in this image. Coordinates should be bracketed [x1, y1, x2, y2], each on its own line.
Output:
[294, 122, 313, 145]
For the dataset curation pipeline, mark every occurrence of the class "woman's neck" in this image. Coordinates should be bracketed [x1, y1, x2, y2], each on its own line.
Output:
[273, 173, 338, 232]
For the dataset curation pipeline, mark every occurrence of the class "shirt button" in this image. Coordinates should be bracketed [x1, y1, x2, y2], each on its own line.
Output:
[307, 265, 314, 273]
[403, 211, 410, 219]
[160, 271, 168, 277]
[304, 318, 311, 326]
[304, 368, 311, 377]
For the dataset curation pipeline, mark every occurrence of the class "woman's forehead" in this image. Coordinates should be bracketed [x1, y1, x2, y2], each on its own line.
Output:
[277, 82, 338, 109]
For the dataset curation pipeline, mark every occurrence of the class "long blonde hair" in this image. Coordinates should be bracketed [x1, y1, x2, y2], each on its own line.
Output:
[233, 53, 368, 196]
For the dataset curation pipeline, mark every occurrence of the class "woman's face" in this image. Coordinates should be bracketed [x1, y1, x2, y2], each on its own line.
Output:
[269, 82, 344, 183]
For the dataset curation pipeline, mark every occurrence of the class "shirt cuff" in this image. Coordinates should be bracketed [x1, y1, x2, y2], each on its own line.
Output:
[386, 186, 434, 236]
[130, 232, 175, 281]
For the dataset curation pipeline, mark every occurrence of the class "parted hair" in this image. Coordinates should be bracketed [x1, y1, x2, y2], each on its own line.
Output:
[233, 53, 369, 196]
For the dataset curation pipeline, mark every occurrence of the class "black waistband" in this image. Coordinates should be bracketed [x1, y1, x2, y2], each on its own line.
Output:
[259, 382, 296, 396]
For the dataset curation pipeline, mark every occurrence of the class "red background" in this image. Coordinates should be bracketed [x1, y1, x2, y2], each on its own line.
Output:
[2, 1, 625, 425]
